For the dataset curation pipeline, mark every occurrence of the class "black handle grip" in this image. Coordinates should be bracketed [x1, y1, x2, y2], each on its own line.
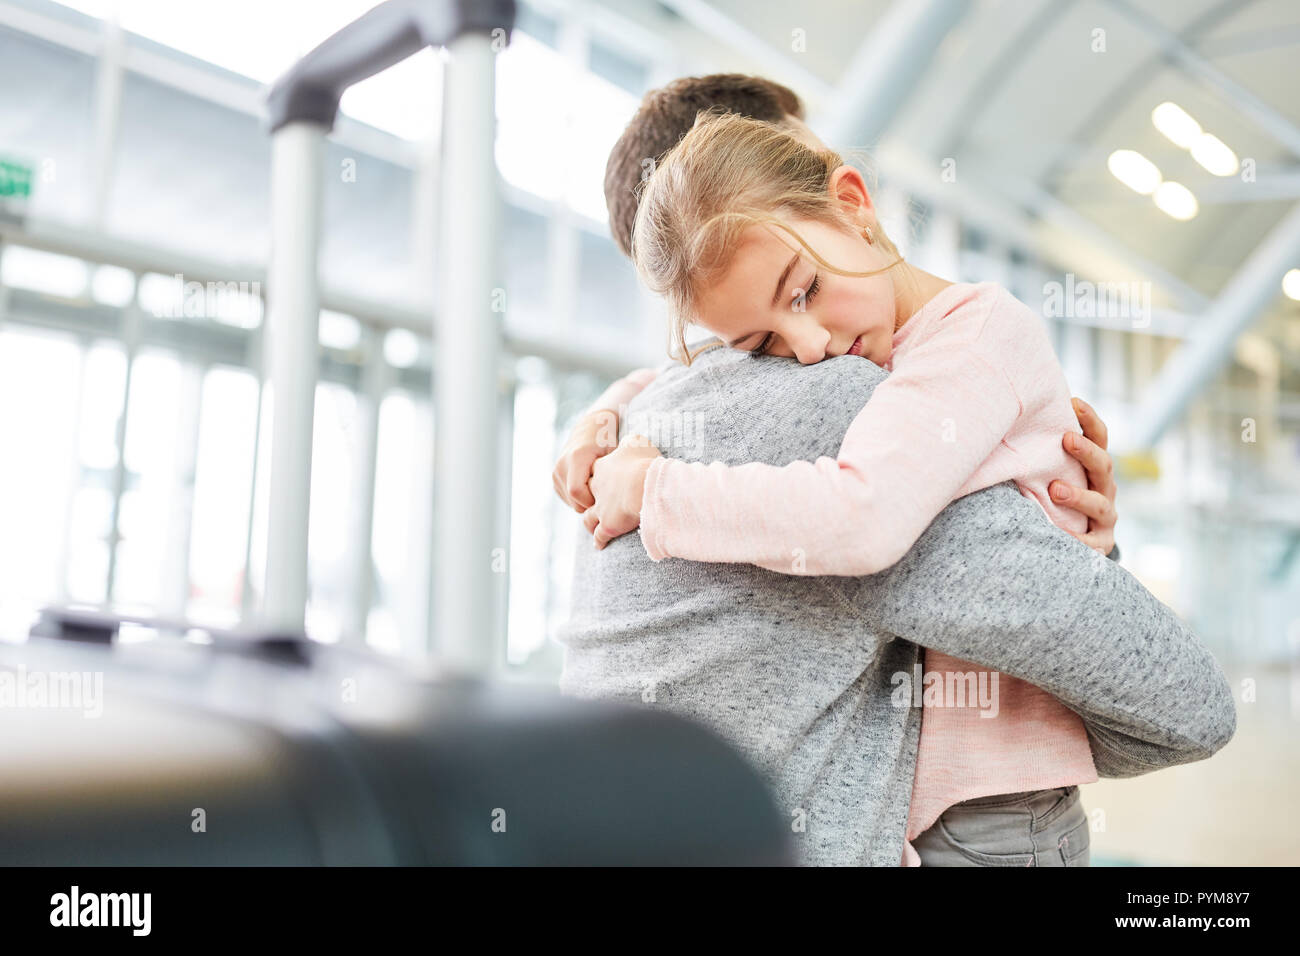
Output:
[266, 0, 517, 133]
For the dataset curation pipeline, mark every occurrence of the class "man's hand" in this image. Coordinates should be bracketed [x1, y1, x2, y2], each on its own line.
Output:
[551, 410, 620, 513]
[582, 433, 662, 549]
[1050, 397, 1118, 555]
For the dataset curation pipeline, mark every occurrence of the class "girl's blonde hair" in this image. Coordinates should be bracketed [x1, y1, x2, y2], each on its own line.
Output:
[629, 108, 908, 366]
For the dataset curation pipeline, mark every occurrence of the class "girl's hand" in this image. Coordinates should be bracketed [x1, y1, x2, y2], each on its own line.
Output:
[551, 410, 620, 513]
[582, 434, 662, 549]
[1050, 397, 1118, 555]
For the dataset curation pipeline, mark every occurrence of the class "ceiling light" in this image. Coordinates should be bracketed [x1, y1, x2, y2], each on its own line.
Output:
[1151, 102, 1202, 148]
[1108, 149, 1162, 195]
[1283, 269, 1300, 301]
[1190, 133, 1239, 176]
[1153, 181, 1199, 220]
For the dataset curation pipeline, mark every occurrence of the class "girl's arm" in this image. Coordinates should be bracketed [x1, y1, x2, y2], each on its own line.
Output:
[554, 366, 666, 515]
[584, 366, 663, 418]
[639, 327, 1022, 576]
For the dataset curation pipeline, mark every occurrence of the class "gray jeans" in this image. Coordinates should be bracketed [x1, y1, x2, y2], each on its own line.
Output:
[911, 786, 1091, 866]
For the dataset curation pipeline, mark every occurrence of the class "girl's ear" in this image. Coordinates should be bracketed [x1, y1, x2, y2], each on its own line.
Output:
[828, 165, 874, 223]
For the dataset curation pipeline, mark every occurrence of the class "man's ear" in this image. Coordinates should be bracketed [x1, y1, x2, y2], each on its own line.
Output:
[828, 165, 875, 225]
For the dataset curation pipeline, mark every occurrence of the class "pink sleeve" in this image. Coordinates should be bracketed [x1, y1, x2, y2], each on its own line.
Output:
[638, 327, 1023, 576]
[584, 366, 662, 417]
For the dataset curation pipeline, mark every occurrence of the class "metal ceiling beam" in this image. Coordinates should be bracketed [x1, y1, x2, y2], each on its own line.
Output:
[1104, 0, 1300, 160]
[652, 0, 835, 102]
[1057, 167, 1300, 205]
[1122, 201, 1300, 452]
[1193, 170, 1300, 203]
[1197, 22, 1300, 58]
[814, 0, 969, 149]
[917, 0, 1059, 161]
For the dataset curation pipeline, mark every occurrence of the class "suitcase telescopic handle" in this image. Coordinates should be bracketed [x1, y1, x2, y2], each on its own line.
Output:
[266, 0, 517, 133]
[30, 606, 316, 665]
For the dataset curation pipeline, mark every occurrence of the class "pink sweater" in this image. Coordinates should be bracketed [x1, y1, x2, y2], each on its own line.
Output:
[588, 281, 1099, 866]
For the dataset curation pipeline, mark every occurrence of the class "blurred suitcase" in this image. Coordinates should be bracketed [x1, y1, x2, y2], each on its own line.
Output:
[0, 608, 792, 865]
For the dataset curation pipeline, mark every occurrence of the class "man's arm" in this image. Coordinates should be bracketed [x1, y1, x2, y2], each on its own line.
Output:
[854, 481, 1235, 777]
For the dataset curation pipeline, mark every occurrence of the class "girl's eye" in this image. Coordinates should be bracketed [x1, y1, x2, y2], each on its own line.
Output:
[750, 274, 820, 357]
[803, 273, 821, 303]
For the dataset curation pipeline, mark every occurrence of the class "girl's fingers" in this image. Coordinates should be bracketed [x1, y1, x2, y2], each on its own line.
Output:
[582, 508, 600, 536]
[556, 455, 595, 511]
[1070, 397, 1109, 451]
[553, 471, 581, 512]
[569, 478, 595, 511]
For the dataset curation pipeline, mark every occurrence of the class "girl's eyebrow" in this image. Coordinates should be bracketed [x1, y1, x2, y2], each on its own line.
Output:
[769, 253, 800, 307]
[726, 252, 801, 349]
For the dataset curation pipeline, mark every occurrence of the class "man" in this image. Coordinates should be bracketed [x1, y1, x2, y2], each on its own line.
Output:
[554, 76, 1236, 864]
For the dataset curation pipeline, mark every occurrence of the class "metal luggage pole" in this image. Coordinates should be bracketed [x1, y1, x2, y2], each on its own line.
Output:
[430, 33, 502, 676]
[263, 120, 324, 632]
[263, 1, 517, 650]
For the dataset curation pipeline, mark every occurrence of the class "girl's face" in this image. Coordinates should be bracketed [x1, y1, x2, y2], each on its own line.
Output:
[693, 214, 900, 367]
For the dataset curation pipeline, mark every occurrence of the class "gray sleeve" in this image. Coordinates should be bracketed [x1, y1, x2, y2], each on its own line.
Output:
[854, 481, 1236, 778]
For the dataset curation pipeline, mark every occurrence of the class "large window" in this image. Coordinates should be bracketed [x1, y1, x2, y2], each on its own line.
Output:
[0, 3, 655, 672]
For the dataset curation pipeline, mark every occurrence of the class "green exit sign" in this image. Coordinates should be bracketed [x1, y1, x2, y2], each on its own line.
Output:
[0, 159, 33, 199]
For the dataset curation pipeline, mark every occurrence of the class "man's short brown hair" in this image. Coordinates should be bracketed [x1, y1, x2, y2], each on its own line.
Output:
[603, 74, 805, 258]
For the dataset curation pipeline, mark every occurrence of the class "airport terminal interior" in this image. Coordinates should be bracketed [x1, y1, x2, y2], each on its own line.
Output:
[0, 0, 1297, 865]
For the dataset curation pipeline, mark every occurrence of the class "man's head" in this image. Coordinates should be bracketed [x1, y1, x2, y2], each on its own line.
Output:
[603, 74, 821, 258]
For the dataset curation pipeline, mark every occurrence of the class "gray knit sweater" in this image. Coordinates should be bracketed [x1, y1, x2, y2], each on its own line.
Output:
[556, 340, 1237, 866]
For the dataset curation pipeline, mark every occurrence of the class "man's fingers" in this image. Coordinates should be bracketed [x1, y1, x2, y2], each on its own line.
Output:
[592, 522, 612, 550]
[1067, 528, 1110, 555]
[1051, 482, 1116, 529]
[582, 509, 600, 535]
[1071, 397, 1108, 450]
[1064, 430, 1115, 493]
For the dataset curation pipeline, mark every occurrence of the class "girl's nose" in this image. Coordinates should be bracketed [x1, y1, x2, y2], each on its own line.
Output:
[790, 326, 832, 365]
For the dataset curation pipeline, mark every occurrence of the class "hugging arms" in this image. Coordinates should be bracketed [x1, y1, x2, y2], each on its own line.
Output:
[554, 362, 1121, 557]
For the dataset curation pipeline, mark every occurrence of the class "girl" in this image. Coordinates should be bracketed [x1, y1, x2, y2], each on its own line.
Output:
[564, 109, 1113, 866]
